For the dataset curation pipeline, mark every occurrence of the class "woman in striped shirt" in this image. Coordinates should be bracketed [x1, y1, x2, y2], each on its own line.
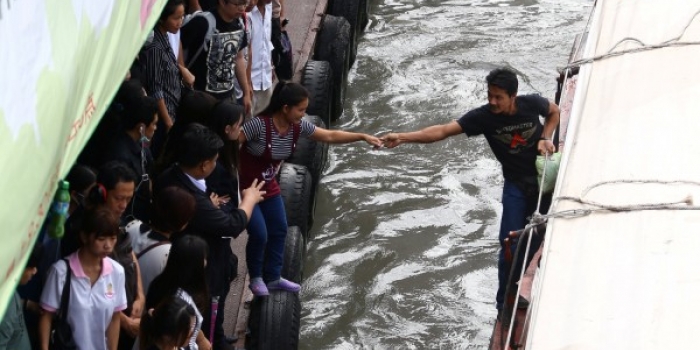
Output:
[141, 0, 186, 157]
[238, 81, 383, 296]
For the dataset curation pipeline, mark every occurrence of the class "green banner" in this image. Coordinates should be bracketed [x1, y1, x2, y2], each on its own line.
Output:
[0, 0, 166, 318]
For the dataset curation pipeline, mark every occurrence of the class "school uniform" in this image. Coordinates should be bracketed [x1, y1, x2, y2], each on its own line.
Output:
[40, 252, 127, 350]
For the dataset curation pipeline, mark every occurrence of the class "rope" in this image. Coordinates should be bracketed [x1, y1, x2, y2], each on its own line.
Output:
[534, 152, 551, 215]
[499, 179, 700, 345]
[499, 9, 700, 344]
[555, 179, 700, 214]
[504, 225, 535, 349]
[565, 9, 700, 69]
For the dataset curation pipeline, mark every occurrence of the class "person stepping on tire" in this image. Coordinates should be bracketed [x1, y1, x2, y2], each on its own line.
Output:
[238, 81, 383, 296]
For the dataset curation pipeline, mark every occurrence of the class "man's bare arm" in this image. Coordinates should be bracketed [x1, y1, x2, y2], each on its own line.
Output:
[381, 121, 463, 148]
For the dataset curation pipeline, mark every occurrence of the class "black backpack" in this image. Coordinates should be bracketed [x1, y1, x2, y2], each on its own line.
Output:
[272, 18, 293, 80]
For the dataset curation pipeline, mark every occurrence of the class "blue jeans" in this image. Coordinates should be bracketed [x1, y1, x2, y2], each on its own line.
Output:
[246, 195, 288, 282]
[496, 179, 550, 310]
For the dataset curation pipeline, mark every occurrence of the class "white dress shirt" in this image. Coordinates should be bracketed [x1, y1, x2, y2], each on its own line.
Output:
[249, 4, 274, 91]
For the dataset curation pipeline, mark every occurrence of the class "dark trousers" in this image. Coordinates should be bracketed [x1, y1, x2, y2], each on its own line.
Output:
[496, 180, 551, 310]
[246, 195, 288, 282]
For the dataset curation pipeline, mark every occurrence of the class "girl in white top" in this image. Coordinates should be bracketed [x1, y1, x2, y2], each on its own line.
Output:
[39, 208, 127, 350]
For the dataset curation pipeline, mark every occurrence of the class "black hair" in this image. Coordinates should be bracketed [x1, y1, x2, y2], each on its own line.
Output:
[26, 241, 44, 269]
[176, 123, 224, 168]
[259, 81, 309, 116]
[206, 101, 244, 175]
[217, 0, 236, 8]
[80, 207, 120, 242]
[97, 161, 138, 190]
[114, 80, 158, 131]
[156, 92, 218, 175]
[486, 68, 518, 96]
[139, 295, 196, 350]
[66, 164, 97, 194]
[159, 0, 185, 22]
[146, 235, 209, 313]
[175, 91, 218, 126]
[151, 186, 196, 233]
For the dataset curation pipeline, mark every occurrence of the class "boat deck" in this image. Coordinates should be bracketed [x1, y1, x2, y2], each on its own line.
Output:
[222, 0, 328, 347]
[489, 247, 542, 350]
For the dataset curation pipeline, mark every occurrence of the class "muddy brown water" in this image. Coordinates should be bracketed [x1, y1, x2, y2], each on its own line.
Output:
[300, 0, 591, 348]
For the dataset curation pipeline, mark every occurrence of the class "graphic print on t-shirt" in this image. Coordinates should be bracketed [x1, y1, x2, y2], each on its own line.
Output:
[205, 29, 245, 94]
[491, 122, 537, 154]
[261, 163, 280, 181]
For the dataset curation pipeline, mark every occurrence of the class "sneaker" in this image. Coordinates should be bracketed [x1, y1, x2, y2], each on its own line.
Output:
[249, 278, 269, 296]
[267, 278, 301, 293]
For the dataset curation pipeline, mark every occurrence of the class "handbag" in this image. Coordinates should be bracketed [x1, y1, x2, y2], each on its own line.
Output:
[50, 259, 77, 350]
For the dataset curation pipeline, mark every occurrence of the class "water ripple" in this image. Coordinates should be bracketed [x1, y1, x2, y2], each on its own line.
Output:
[301, 0, 591, 348]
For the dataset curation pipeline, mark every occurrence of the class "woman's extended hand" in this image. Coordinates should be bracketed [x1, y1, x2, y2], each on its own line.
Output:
[363, 134, 383, 148]
[380, 133, 401, 148]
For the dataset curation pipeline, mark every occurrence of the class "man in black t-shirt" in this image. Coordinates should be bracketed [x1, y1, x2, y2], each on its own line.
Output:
[381, 68, 560, 311]
[181, 0, 252, 114]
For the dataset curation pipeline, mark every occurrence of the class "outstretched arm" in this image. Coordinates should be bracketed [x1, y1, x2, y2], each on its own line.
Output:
[381, 121, 463, 148]
[310, 128, 383, 147]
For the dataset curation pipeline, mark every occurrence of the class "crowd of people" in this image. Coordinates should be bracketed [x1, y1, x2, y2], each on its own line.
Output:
[1, 0, 380, 349]
[1, 0, 562, 348]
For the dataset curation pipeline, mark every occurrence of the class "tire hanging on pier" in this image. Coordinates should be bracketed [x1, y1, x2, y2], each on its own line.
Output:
[246, 291, 301, 350]
[359, 0, 369, 32]
[315, 15, 351, 122]
[288, 114, 328, 186]
[301, 60, 334, 127]
[328, 0, 362, 65]
[281, 226, 305, 283]
[278, 163, 313, 237]
[287, 115, 328, 232]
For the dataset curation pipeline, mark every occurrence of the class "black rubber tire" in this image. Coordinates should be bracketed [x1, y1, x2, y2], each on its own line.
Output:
[359, 0, 369, 32]
[315, 15, 351, 121]
[281, 226, 305, 283]
[301, 60, 334, 127]
[287, 115, 328, 231]
[288, 115, 328, 185]
[278, 163, 313, 237]
[328, 0, 361, 66]
[246, 291, 301, 350]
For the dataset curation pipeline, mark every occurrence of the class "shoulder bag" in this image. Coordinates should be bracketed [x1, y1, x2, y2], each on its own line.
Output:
[50, 259, 77, 350]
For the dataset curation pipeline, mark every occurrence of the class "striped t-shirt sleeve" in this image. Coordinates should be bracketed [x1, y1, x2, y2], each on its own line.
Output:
[242, 117, 264, 142]
[300, 119, 317, 137]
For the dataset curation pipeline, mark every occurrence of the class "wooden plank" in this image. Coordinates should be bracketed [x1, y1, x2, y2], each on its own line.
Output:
[284, 0, 329, 82]
[221, 1, 329, 346]
[222, 232, 251, 347]
[224, 0, 328, 349]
